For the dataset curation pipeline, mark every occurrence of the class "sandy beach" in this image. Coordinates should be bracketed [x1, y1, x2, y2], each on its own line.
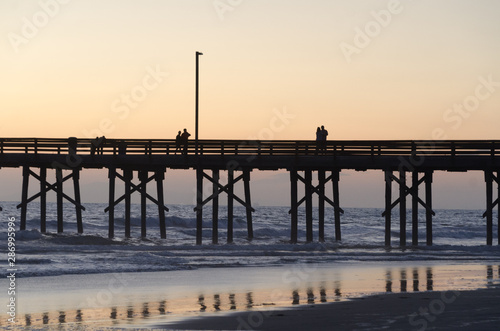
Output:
[3, 262, 499, 330]
[163, 285, 500, 330]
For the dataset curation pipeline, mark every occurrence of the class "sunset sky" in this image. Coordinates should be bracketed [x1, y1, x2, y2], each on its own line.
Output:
[1, 0, 499, 208]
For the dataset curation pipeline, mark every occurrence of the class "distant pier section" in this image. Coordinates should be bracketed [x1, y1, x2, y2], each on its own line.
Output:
[1, 137, 499, 246]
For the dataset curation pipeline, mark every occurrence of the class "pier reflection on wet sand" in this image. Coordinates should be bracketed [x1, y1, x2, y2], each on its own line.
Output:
[10, 265, 500, 329]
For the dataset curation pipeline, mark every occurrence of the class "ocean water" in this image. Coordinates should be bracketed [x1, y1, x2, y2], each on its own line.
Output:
[1, 202, 499, 278]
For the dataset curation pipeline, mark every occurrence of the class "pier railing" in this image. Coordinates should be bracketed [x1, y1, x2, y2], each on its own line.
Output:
[1, 138, 500, 157]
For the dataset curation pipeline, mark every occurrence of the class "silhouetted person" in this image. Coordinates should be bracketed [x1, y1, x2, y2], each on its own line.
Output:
[175, 131, 182, 154]
[91, 137, 98, 156]
[180, 129, 191, 155]
[321, 125, 328, 142]
[315, 127, 322, 154]
[99, 136, 106, 154]
[319, 125, 328, 154]
[91, 136, 106, 155]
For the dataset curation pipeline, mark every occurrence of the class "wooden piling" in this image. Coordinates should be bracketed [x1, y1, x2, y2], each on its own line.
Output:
[196, 167, 203, 245]
[139, 170, 148, 238]
[56, 167, 63, 233]
[40, 167, 46, 233]
[227, 168, 234, 244]
[73, 169, 83, 234]
[124, 169, 132, 238]
[243, 169, 253, 241]
[425, 171, 433, 246]
[333, 170, 341, 241]
[485, 171, 493, 246]
[318, 170, 325, 242]
[156, 170, 166, 239]
[412, 171, 418, 246]
[305, 170, 313, 242]
[20, 166, 29, 231]
[108, 168, 115, 239]
[399, 170, 406, 246]
[212, 169, 219, 244]
[384, 170, 392, 246]
[290, 170, 298, 243]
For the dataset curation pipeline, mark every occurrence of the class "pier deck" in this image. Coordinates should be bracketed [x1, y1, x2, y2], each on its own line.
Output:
[1, 138, 499, 245]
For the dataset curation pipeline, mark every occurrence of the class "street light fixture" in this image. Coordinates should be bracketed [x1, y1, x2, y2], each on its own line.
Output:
[195, 51, 203, 156]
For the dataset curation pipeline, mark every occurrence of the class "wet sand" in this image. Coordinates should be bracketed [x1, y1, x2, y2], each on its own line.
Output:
[3, 262, 499, 329]
[163, 285, 500, 330]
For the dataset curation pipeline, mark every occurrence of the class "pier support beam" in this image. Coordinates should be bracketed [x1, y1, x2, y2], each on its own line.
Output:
[196, 167, 203, 245]
[318, 171, 325, 242]
[124, 169, 133, 238]
[399, 170, 406, 246]
[486, 172, 492, 246]
[333, 170, 342, 241]
[227, 168, 234, 244]
[156, 170, 167, 239]
[40, 167, 47, 233]
[73, 169, 83, 234]
[139, 170, 148, 238]
[384, 171, 392, 246]
[243, 170, 253, 241]
[105, 168, 169, 239]
[194, 168, 255, 245]
[289, 169, 343, 243]
[212, 169, 219, 245]
[108, 168, 116, 238]
[482, 170, 500, 245]
[412, 171, 418, 246]
[425, 171, 433, 246]
[290, 170, 298, 243]
[382, 170, 434, 246]
[18, 166, 86, 234]
[305, 170, 313, 243]
[20, 166, 29, 231]
[56, 167, 63, 233]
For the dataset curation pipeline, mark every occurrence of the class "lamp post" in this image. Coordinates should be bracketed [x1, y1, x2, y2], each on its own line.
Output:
[195, 51, 203, 156]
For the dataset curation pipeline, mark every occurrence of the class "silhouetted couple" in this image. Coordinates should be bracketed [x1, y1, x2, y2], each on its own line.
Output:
[175, 129, 191, 155]
[316, 126, 328, 154]
[91, 136, 106, 156]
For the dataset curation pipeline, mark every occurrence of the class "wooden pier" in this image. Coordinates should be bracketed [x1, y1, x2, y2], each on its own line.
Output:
[1, 137, 500, 246]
